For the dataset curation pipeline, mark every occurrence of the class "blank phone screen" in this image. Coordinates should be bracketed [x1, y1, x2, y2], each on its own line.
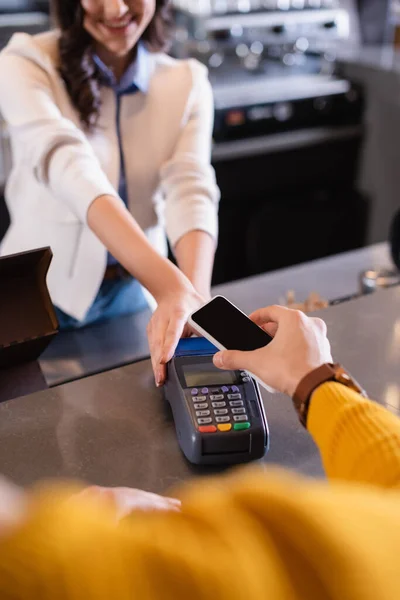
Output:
[191, 297, 272, 352]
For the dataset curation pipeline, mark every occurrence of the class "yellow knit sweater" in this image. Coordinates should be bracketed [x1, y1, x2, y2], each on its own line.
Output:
[0, 382, 400, 599]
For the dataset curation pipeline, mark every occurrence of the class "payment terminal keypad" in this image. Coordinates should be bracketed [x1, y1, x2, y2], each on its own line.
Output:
[190, 385, 251, 433]
[165, 339, 268, 465]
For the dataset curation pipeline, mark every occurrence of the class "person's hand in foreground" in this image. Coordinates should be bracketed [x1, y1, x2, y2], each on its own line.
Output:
[213, 304, 333, 395]
[0, 480, 181, 540]
[76, 487, 181, 522]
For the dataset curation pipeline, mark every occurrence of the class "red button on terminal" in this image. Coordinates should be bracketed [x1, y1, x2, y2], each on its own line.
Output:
[198, 425, 217, 433]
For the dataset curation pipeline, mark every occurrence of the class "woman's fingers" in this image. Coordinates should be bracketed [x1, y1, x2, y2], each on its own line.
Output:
[147, 319, 158, 381]
[147, 314, 167, 386]
[148, 309, 188, 386]
[161, 310, 187, 365]
[146, 288, 205, 388]
[155, 364, 167, 387]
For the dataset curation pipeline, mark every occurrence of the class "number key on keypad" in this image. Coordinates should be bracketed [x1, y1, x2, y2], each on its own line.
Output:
[216, 416, 230, 423]
[210, 394, 224, 401]
[196, 410, 210, 417]
[212, 401, 226, 408]
[214, 409, 228, 416]
[194, 403, 208, 409]
[230, 400, 244, 407]
[228, 393, 242, 400]
[192, 396, 207, 402]
[233, 415, 248, 422]
[232, 407, 246, 414]
[198, 417, 212, 425]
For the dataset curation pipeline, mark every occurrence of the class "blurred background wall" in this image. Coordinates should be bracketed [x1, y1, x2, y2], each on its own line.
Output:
[0, 0, 399, 285]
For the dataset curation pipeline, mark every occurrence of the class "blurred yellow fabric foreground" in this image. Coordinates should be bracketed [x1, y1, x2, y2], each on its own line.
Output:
[0, 382, 399, 600]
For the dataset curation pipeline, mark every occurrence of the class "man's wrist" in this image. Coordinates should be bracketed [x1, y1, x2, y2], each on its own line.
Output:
[292, 363, 367, 427]
[292, 364, 337, 427]
[286, 364, 325, 398]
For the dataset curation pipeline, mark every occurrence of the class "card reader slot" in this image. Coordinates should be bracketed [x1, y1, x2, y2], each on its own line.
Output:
[202, 448, 250, 456]
[202, 434, 251, 456]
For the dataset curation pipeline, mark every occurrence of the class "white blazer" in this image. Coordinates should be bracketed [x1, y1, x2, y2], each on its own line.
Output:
[0, 31, 219, 320]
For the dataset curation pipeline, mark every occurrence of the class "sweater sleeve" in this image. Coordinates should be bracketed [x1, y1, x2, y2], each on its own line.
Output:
[0, 468, 400, 600]
[307, 382, 400, 488]
[0, 48, 120, 222]
[160, 61, 220, 247]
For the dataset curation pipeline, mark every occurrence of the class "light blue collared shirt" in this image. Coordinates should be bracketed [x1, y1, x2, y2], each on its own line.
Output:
[94, 43, 151, 265]
[93, 42, 151, 95]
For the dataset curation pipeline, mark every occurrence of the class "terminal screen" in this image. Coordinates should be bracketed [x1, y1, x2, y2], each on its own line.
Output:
[183, 364, 236, 388]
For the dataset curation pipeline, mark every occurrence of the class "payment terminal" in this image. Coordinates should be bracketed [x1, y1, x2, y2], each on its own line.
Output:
[165, 337, 269, 465]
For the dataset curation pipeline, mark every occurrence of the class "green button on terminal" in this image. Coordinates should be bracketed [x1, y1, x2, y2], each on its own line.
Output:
[233, 422, 250, 431]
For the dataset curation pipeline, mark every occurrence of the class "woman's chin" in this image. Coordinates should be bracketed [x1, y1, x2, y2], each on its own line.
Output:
[99, 36, 139, 59]
[95, 20, 142, 56]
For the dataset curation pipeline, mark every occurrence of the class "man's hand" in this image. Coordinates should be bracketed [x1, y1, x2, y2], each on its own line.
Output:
[213, 305, 332, 397]
[77, 487, 181, 522]
[0, 476, 26, 538]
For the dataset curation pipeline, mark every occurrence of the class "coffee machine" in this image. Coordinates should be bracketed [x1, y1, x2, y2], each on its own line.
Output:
[170, 1, 369, 283]
[171, 0, 362, 142]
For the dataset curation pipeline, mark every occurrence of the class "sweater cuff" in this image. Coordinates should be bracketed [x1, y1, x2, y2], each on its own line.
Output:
[165, 199, 219, 248]
[48, 149, 122, 223]
[307, 381, 365, 442]
[55, 172, 120, 224]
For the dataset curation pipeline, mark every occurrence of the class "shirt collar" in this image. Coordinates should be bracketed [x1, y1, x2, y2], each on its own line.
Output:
[93, 42, 151, 94]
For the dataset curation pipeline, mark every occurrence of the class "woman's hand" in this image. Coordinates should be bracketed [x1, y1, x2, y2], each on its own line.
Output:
[147, 283, 205, 387]
[77, 486, 181, 522]
[213, 305, 332, 397]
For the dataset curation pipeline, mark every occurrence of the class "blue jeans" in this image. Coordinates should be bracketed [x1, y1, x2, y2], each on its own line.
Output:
[55, 277, 148, 330]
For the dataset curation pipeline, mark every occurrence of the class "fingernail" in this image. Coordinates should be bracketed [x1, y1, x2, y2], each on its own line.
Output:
[213, 353, 223, 367]
[156, 368, 164, 387]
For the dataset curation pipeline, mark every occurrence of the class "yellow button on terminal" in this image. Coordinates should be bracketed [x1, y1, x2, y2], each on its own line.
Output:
[217, 424, 232, 432]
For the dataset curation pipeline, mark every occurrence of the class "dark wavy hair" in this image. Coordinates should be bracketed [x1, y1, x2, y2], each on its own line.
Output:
[51, 0, 171, 130]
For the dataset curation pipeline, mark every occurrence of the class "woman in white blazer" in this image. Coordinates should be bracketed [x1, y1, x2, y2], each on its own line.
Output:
[0, 0, 220, 385]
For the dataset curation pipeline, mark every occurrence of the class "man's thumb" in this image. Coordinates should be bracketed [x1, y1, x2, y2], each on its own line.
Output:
[213, 350, 249, 371]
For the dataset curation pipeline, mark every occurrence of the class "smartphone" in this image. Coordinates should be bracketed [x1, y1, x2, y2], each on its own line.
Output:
[188, 296, 274, 392]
